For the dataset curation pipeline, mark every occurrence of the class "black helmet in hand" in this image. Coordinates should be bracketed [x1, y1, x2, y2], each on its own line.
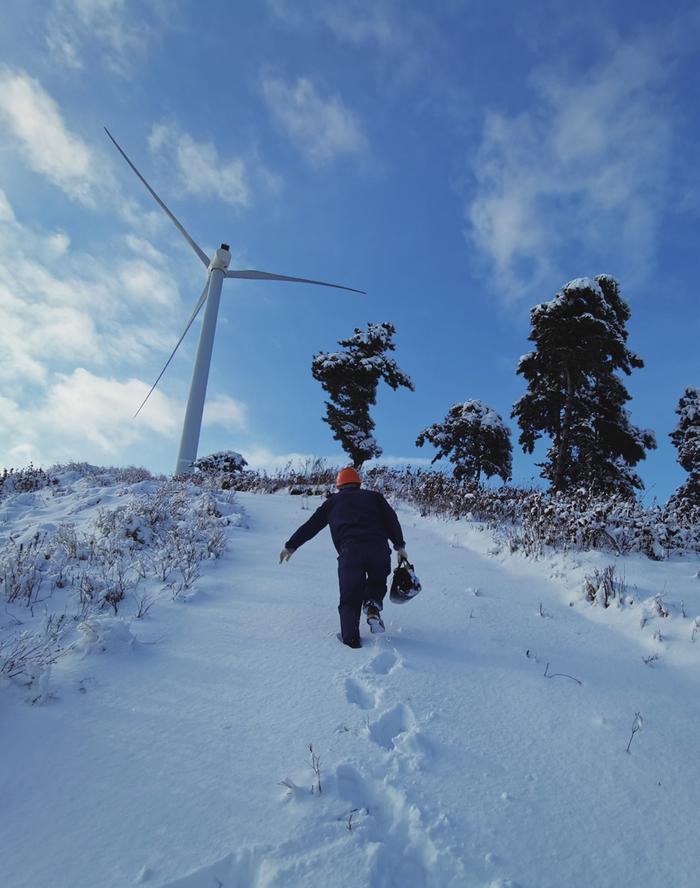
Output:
[390, 557, 421, 604]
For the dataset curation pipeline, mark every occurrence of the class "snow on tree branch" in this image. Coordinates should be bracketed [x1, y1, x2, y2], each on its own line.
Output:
[312, 322, 413, 467]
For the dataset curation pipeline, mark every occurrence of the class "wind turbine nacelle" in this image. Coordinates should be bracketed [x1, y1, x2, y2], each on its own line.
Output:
[208, 244, 231, 272]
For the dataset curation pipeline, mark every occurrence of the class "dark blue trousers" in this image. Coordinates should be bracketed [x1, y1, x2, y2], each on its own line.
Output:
[337, 541, 391, 642]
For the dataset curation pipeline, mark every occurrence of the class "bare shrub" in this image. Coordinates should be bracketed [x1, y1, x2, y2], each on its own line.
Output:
[626, 712, 643, 753]
[134, 591, 156, 619]
[53, 523, 81, 560]
[0, 613, 68, 682]
[171, 536, 202, 594]
[653, 594, 670, 618]
[107, 560, 138, 608]
[308, 744, 322, 795]
[0, 632, 47, 679]
[584, 565, 627, 608]
[692, 618, 700, 642]
[0, 536, 46, 606]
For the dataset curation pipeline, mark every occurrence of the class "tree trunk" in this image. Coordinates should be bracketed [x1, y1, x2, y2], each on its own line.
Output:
[553, 365, 575, 491]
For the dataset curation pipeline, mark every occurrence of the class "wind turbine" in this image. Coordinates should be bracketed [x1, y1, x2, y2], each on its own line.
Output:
[105, 128, 365, 475]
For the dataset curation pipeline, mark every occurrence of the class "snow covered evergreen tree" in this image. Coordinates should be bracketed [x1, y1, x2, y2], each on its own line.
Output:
[416, 400, 512, 483]
[312, 322, 414, 467]
[669, 387, 700, 504]
[195, 451, 248, 475]
[513, 275, 656, 495]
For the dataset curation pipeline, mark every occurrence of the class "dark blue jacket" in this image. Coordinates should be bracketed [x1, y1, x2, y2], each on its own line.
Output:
[285, 487, 405, 554]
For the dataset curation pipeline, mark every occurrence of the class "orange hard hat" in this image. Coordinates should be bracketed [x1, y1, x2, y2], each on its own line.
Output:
[336, 467, 361, 488]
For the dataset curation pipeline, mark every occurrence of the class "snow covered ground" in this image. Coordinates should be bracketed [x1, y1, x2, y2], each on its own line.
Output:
[2, 483, 700, 887]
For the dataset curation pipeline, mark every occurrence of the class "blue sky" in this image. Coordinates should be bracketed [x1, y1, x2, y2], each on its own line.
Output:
[0, 0, 698, 499]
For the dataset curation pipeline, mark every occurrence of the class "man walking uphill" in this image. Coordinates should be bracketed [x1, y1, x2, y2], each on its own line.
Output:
[279, 468, 408, 649]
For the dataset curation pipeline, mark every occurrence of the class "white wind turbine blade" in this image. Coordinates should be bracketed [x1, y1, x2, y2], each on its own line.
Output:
[105, 127, 209, 269]
[225, 269, 366, 294]
[134, 281, 211, 418]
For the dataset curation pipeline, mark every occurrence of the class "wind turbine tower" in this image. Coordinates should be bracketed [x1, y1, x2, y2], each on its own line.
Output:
[106, 129, 364, 475]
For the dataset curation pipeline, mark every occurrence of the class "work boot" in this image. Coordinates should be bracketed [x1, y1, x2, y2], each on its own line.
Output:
[365, 603, 385, 634]
[337, 633, 361, 649]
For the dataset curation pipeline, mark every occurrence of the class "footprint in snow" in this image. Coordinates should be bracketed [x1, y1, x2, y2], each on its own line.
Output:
[344, 676, 378, 710]
[366, 649, 401, 676]
[335, 764, 454, 886]
[335, 762, 373, 808]
[368, 702, 416, 751]
[158, 845, 268, 887]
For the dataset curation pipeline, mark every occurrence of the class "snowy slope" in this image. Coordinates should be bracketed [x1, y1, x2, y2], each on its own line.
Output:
[2, 488, 700, 888]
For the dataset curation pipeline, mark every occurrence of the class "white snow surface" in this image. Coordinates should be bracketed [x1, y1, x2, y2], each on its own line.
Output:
[2, 484, 700, 888]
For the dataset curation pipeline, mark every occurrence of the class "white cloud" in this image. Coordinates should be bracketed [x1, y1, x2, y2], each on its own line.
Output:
[317, 3, 398, 48]
[6, 441, 42, 467]
[45, 368, 179, 450]
[0, 194, 193, 465]
[203, 395, 248, 431]
[269, 0, 398, 48]
[0, 189, 16, 222]
[0, 193, 259, 471]
[466, 36, 676, 300]
[149, 123, 250, 207]
[0, 395, 23, 428]
[45, 0, 157, 76]
[267, 0, 446, 89]
[123, 234, 167, 264]
[117, 259, 180, 308]
[0, 245, 180, 381]
[0, 282, 55, 385]
[0, 91, 244, 472]
[0, 369, 179, 464]
[116, 196, 169, 241]
[47, 231, 71, 257]
[262, 75, 368, 166]
[0, 68, 99, 204]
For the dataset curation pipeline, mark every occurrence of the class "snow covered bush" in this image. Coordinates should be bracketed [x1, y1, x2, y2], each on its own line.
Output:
[195, 450, 248, 488]
[220, 460, 700, 560]
[90, 480, 233, 597]
[362, 467, 699, 560]
[0, 465, 57, 498]
[219, 457, 337, 496]
[220, 460, 698, 561]
[0, 613, 69, 688]
[416, 400, 512, 483]
[0, 535, 46, 605]
[74, 616, 137, 655]
[284, 457, 338, 495]
[48, 462, 159, 487]
[583, 565, 628, 608]
[0, 466, 241, 690]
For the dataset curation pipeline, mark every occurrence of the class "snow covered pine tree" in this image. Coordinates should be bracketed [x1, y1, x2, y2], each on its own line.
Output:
[416, 400, 512, 483]
[311, 322, 414, 467]
[512, 275, 656, 496]
[670, 387, 700, 505]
